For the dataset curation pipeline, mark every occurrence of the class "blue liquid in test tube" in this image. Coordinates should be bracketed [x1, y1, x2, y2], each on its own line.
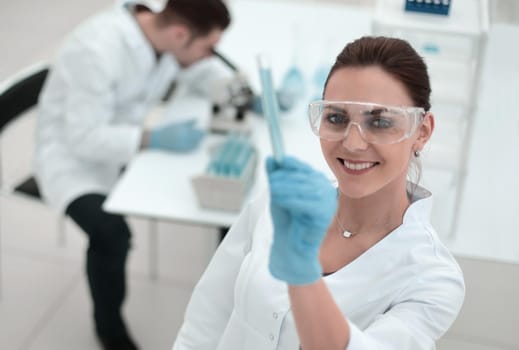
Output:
[231, 136, 253, 176]
[257, 55, 285, 165]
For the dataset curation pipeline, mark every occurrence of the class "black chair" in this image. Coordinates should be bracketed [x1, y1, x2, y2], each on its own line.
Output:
[0, 64, 164, 287]
[0, 64, 48, 196]
[0, 63, 66, 297]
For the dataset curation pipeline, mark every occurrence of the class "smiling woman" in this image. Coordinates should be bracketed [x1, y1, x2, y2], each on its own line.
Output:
[318, 67, 433, 200]
[172, 36, 464, 350]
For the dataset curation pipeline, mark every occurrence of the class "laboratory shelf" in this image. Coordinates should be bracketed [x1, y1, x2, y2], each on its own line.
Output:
[372, 0, 489, 238]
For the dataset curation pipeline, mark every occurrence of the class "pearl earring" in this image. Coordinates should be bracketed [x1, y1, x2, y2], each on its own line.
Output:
[414, 150, 421, 157]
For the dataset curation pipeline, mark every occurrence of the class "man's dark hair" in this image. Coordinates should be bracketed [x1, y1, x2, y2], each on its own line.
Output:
[158, 0, 231, 36]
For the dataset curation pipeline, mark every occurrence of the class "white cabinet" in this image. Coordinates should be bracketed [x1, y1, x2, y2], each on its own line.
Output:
[372, 0, 489, 238]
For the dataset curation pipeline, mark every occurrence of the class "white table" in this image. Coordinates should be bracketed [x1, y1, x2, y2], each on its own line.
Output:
[103, 102, 330, 228]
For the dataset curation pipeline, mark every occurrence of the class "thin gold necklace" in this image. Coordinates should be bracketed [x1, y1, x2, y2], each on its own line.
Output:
[335, 212, 356, 238]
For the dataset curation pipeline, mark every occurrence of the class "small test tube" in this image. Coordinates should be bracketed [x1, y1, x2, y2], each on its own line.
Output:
[231, 136, 254, 176]
[257, 55, 285, 165]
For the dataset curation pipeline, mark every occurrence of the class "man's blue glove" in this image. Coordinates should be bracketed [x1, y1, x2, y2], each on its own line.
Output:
[149, 119, 205, 152]
[266, 156, 337, 285]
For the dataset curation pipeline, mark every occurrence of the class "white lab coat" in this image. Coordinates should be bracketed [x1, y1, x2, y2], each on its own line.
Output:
[35, 1, 231, 212]
[172, 186, 465, 350]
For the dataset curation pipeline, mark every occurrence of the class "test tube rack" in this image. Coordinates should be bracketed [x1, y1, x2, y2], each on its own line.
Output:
[405, 0, 451, 16]
[191, 141, 258, 212]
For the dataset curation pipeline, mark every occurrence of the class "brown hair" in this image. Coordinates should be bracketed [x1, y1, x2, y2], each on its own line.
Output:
[324, 36, 431, 111]
[157, 0, 231, 36]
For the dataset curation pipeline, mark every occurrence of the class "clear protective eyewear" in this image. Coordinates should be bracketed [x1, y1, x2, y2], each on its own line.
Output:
[308, 100, 425, 145]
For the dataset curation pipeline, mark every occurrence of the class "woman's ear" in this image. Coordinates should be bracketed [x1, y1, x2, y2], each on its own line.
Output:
[414, 112, 434, 152]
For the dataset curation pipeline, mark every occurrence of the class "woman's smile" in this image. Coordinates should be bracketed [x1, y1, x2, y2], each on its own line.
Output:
[338, 158, 379, 175]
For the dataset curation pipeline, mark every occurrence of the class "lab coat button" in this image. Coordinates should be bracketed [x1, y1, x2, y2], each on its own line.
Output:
[272, 312, 278, 319]
[269, 333, 275, 341]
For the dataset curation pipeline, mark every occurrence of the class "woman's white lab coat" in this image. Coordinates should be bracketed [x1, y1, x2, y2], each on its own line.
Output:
[35, 1, 229, 212]
[172, 186, 465, 350]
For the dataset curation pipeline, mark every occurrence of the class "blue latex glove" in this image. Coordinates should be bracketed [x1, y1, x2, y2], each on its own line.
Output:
[149, 119, 205, 152]
[266, 156, 337, 285]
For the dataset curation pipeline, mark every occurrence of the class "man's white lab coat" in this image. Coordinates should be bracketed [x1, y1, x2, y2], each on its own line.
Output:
[172, 186, 465, 349]
[35, 1, 229, 212]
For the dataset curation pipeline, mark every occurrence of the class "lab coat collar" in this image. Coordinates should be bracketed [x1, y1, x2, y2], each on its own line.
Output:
[325, 183, 433, 272]
[115, 1, 161, 70]
[323, 183, 434, 299]
[117, 1, 181, 75]
[119, 0, 165, 12]
[402, 182, 433, 226]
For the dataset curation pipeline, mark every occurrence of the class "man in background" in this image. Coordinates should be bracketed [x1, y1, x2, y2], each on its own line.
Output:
[34, 1, 231, 349]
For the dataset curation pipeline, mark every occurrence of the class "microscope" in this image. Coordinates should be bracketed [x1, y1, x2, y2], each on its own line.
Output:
[209, 49, 255, 134]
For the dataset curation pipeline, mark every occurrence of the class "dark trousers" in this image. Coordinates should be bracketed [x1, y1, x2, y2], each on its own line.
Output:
[66, 193, 131, 339]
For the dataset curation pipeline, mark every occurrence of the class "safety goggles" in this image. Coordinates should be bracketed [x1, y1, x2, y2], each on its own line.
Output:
[308, 100, 425, 145]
